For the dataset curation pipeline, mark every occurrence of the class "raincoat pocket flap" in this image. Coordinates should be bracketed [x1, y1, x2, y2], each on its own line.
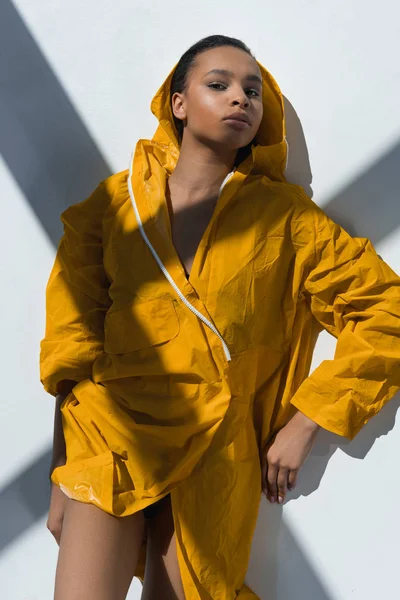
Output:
[104, 294, 180, 354]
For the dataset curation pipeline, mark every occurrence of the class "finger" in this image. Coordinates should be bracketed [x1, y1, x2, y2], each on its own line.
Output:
[261, 453, 268, 496]
[266, 458, 278, 503]
[261, 442, 273, 495]
[288, 469, 298, 491]
[277, 468, 289, 504]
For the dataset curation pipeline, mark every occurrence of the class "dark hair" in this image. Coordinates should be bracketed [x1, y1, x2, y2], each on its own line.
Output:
[170, 35, 258, 168]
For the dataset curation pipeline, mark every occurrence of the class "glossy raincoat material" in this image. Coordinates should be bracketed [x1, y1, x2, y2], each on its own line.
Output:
[40, 58, 400, 598]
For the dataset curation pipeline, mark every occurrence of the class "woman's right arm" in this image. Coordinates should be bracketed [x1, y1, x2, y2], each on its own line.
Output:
[40, 181, 112, 398]
[42, 182, 113, 544]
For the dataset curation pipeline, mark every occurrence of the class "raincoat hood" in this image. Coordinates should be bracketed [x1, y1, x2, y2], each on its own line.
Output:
[149, 58, 288, 181]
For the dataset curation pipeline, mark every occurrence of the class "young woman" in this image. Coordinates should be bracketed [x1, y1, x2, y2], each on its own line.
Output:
[41, 34, 400, 600]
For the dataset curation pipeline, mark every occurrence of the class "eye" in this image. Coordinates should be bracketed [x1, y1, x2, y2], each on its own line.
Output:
[208, 83, 260, 97]
[208, 83, 226, 90]
[246, 89, 260, 97]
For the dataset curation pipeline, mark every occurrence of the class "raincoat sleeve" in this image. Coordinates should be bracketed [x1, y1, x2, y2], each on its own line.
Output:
[39, 181, 112, 397]
[290, 197, 400, 440]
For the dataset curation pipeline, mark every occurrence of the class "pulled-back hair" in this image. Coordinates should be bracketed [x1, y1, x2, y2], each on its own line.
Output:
[170, 35, 257, 167]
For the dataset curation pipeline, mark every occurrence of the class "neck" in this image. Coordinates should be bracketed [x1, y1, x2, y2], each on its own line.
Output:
[168, 134, 236, 203]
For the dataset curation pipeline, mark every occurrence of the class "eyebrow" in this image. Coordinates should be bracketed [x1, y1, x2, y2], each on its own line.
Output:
[202, 68, 262, 86]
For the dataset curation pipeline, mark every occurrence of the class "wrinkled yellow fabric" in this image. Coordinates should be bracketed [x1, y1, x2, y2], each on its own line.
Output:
[40, 58, 400, 598]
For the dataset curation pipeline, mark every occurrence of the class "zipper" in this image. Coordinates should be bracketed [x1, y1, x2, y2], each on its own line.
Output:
[127, 154, 235, 362]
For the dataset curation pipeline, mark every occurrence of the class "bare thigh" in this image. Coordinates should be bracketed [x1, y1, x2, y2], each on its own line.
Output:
[54, 495, 145, 600]
[141, 494, 186, 600]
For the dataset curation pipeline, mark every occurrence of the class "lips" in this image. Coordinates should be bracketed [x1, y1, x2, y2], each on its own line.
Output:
[224, 112, 251, 125]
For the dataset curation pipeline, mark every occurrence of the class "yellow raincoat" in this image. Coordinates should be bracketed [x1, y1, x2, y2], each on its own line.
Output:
[40, 59, 400, 598]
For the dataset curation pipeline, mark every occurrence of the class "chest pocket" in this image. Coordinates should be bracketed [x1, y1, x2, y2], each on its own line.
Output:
[104, 294, 180, 354]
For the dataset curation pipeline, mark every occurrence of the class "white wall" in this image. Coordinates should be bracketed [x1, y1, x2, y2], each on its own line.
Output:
[1, 1, 399, 598]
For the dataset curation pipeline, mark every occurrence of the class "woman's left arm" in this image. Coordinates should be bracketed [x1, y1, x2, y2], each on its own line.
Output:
[291, 199, 400, 439]
[263, 193, 400, 504]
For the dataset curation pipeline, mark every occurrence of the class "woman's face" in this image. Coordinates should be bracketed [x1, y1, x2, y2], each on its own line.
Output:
[171, 46, 263, 150]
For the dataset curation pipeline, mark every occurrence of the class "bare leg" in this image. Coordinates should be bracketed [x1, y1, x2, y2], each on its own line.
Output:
[141, 495, 185, 600]
[54, 495, 145, 600]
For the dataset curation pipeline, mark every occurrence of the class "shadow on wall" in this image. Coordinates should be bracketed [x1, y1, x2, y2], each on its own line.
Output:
[0, 0, 112, 553]
[1, 4, 400, 597]
[0, 0, 111, 246]
[283, 96, 314, 198]
[246, 498, 335, 599]
[323, 139, 400, 245]
[284, 93, 400, 248]
[0, 449, 53, 553]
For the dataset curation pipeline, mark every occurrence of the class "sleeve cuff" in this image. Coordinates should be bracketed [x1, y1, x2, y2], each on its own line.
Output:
[289, 368, 375, 441]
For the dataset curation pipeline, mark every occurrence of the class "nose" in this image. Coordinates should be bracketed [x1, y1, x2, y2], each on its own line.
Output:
[232, 97, 250, 109]
[231, 86, 250, 108]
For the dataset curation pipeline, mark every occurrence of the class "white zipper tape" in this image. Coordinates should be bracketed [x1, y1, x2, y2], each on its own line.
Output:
[127, 153, 234, 362]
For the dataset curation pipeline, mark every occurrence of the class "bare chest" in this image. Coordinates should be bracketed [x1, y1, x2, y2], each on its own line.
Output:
[168, 195, 218, 280]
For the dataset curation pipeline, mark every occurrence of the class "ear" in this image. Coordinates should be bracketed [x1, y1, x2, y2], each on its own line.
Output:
[171, 91, 187, 121]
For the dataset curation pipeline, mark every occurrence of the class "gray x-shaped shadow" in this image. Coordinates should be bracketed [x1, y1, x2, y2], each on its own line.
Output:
[1, 3, 399, 598]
